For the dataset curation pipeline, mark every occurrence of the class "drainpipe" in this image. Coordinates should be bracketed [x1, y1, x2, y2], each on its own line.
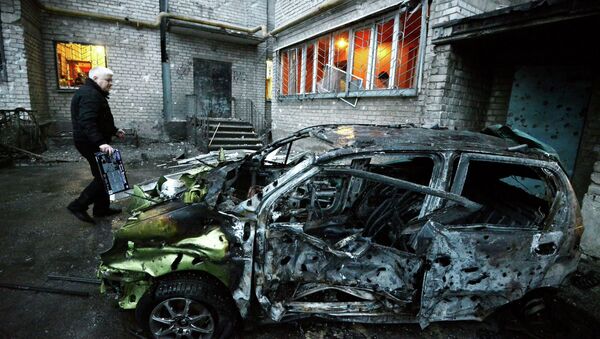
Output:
[269, 0, 346, 36]
[37, 1, 266, 35]
[160, 0, 173, 122]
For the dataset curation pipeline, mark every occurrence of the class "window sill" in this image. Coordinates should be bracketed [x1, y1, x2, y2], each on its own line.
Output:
[277, 88, 417, 101]
[57, 88, 78, 93]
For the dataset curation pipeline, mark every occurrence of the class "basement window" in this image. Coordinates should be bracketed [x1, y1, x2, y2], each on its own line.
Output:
[278, 4, 425, 98]
[55, 42, 107, 90]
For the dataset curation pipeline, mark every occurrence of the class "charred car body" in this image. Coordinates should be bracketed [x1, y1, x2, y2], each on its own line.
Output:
[99, 125, 583, 338]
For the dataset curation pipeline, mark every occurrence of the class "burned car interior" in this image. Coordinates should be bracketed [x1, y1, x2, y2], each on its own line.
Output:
[98, 125, 582, 336]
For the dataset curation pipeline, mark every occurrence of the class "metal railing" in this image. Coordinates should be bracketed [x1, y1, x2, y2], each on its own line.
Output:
[0, 108, 43, 151]
[185, 95, 272, 150]
[232, 98, 272, 144]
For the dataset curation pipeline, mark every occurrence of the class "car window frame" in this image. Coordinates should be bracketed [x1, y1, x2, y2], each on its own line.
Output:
[449, 152, 569, 231]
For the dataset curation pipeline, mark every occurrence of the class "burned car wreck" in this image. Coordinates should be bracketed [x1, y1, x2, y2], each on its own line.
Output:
[98, 124, 583, 338]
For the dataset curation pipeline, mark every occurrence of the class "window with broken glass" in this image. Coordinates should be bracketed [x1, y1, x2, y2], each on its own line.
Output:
[278, 5, 425, 98]
[54, 42, 107, 90]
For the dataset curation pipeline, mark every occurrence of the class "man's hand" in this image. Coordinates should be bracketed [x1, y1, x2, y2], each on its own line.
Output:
[116, 129, 126, 141]
[99, 144, 114, 155]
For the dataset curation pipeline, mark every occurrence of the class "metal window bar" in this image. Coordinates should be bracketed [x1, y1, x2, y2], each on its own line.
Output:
[374, 16, 396, 90]
[280, 50, 289, 95]
[395, 6, 422, 89]
[278, 3, 424, 97]
[350, 26, 372, 90]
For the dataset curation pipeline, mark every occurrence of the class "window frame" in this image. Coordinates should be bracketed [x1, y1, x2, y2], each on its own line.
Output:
[276, 2, 427, 100]
[449, 153, 568, 231]
[53, 40, 108, 92]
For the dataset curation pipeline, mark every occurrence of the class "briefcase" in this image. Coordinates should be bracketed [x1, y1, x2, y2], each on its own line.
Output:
[94, 149, 130, 195]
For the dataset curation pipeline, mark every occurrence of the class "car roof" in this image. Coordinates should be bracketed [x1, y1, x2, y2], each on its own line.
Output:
[306, 125, 553, 161]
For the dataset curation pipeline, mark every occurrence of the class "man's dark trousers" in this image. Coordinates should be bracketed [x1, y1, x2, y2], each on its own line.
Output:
[70, 143, 109, 213]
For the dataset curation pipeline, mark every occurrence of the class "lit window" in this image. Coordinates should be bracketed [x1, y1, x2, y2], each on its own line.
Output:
[395, 8, 421, 89]
[295, 48, 303, 94]
[278, 6, 423, 97]
[374, 18, 395, 89]
[316, 36, 330, 89]
[281, 51, 289, 95]
[266, 59, 273, 100]
[55, 42, 107, 89]
[333, 31, 349, 72]
[352, 27, 371, 89]
[305, 44, 315, 93]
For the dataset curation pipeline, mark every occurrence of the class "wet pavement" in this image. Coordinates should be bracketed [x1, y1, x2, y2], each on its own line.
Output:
[1, 153, 600, 338]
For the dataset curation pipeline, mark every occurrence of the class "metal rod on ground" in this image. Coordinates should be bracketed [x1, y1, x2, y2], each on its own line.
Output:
[0, 282, 90, 297]
[0, 144, 70, 162]
[47, 274, 101, 285]
[208, 122, 220, 148]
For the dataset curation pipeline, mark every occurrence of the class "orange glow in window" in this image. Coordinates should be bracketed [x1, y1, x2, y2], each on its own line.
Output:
[335, 38, 348, 49]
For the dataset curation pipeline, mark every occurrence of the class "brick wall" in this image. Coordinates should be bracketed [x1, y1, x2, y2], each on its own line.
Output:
[274, 0, 326, 28]
[22, 0, 49, 122]
[581, 160, 600, 258]
[483, 66, 514, 126]
[170, 0, 266, 28]
[270, 0, 498, 139]
[38, 0, 163, 137]
[36, 0, 267, 139]
[168, 34, 267, 123]
[0, 1, 31, 110]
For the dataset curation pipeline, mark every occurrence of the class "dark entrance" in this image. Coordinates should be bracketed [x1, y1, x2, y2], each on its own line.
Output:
[193, 58, 232, 118]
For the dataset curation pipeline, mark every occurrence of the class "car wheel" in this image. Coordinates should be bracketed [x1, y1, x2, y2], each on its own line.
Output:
[136, 274, 240, 339]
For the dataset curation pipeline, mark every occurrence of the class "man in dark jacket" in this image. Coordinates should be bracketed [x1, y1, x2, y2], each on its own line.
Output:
[67, 66, 125, 224]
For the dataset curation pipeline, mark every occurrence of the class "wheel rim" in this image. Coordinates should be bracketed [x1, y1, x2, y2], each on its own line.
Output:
[149, 297, 215, 339]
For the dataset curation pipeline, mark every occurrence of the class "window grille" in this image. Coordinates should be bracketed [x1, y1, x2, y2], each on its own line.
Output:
[278, 3, 425, 98]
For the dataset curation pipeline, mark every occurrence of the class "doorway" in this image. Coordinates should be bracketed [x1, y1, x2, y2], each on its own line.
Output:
[193, 58, 232, 118]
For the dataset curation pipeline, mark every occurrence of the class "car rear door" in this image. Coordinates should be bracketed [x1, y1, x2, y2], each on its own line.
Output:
[417, 153, 574, 327]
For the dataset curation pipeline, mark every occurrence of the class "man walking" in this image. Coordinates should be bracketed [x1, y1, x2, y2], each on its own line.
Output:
[67, 66, 125, 224]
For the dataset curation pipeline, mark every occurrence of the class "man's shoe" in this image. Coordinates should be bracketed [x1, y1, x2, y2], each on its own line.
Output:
[93, 207, 122, 217]
[67, 205, 95, 224]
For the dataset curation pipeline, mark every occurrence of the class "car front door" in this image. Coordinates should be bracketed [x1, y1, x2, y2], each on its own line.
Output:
[255, 153, 481, 322]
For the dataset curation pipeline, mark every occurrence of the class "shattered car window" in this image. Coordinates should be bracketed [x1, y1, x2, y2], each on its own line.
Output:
[264, 136, 334, 166]
[270, 155, 435, 250]
[451, 159, 559, 229]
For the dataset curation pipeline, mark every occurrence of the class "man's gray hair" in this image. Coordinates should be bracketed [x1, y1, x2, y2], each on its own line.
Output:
[88, 66, 114, 80]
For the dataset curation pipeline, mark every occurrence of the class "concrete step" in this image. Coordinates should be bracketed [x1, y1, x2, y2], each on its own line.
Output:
[209, 123, 254, 132]
[210, 137, 262, 144]
[208, 144, 263, 151]
[206, 117, 246, 123]
[209, 130, 258, 138]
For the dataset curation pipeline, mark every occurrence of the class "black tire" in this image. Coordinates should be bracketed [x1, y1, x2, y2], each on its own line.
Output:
[136, 273, 241, 339]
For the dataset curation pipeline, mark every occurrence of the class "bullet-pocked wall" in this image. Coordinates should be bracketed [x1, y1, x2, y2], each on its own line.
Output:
[38, 0, 163, 138]
[270, 0, 514, 140]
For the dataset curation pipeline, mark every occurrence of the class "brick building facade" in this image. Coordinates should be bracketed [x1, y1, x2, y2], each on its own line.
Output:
[0, 0, 267, 137]
[2, 0, 600, 255]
